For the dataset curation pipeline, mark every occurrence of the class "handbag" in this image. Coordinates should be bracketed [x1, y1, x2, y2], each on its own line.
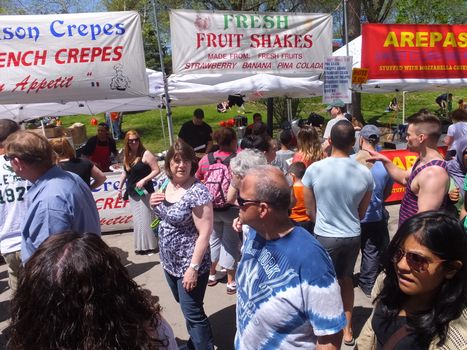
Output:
[151, 178, 170, 236]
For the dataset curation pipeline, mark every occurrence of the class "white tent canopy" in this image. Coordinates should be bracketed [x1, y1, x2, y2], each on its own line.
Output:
[0, 70, 164, 123]
[0, 70, 326, 121]
[166, 73, 323, 106]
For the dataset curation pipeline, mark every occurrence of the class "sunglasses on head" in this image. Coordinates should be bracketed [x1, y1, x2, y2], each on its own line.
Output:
[391, 247, 446, 273]
[236, 192, 264, 207]
[128, 138, 140, 144]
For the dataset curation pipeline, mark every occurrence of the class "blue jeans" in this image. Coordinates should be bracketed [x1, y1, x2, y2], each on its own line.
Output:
[164, 270, 214, 350]
[358, 220, 389, 295]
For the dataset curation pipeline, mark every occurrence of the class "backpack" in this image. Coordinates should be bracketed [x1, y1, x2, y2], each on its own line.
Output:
[204, 152, 236, 208]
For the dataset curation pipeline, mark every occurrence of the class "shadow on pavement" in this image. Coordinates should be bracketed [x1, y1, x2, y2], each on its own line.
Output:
[210, 304, 236, 350]
[0, 279, 8, 294]
[126, 261, 160, 280]
[111, 246, 160, 280]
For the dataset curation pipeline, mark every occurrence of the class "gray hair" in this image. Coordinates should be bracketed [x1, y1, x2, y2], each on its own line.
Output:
[245, 165, 290, 211]
[230, 148, 267, 177]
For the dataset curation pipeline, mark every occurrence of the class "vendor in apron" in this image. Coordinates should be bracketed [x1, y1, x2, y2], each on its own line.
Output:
[81, 123, 119, 172]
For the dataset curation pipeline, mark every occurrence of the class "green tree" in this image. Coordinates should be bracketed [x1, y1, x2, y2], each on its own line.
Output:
[394, 0, 466, 24]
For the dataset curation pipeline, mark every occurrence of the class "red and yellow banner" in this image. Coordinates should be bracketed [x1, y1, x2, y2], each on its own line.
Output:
[361, 23, 467, 79]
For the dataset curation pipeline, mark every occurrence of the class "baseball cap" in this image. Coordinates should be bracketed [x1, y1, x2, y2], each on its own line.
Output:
[360, 124, 381, 142]
[326, 100, 346, 111]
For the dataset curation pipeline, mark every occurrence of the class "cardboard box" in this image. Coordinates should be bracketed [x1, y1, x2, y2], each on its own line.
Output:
[29, 126, 64, 139]
[65, 123, 87, 146]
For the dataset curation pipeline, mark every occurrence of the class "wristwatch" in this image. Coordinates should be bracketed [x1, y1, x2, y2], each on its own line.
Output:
[189, 263, 200, 271]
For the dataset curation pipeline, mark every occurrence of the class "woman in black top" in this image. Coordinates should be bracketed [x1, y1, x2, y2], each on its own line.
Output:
[50, 137, 106, 190]
[356, 211, 467, 349]
[118, 130, 160, 255]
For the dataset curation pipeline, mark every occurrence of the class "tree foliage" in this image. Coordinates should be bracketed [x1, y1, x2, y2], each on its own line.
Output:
[361, 0, 394, 23]
[393, 0, 466, 24]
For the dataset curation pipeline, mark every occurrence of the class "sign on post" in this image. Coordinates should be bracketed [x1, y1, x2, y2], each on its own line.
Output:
[170, 10, 332, 75]
[323, 56, 353, 103]
[352, 68, 369, 84]
[0, 11, 148, 104]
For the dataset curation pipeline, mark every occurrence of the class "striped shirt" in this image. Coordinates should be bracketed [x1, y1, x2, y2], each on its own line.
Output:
[399, 158, 447, 226]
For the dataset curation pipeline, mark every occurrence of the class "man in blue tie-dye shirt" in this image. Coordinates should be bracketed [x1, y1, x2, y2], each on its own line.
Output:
[233, 165, 346, 350]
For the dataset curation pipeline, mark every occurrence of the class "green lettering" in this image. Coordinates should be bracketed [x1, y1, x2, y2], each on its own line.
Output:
[277, 16, 288, 29]
[263, 15, 275, 29]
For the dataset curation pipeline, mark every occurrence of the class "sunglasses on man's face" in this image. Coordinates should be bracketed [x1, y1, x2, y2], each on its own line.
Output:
[391, 247, 446, 273]
[236, 192, 264, 208]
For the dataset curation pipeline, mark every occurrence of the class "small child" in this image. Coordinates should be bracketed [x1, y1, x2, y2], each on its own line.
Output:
[272, 129, 296, 173]
[288, 162, 314, 234]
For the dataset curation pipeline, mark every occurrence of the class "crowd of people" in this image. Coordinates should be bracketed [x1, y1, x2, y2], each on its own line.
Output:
[1, 103, 467, 350]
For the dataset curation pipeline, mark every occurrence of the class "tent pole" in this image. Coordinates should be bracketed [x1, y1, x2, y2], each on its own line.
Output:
[343, 0, 349, 57]
[151, 0, 174, 146]
[343, 0, 351, 114]
[286, 98, 292, 122]
[402, 91, 408, 125]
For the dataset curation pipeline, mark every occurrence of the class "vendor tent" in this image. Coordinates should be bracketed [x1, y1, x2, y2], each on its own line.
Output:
[334, 36, 467, 93]
[0, 70, 326, 121]
[0, 70, 164, 123]
[165, 73, 324, 106]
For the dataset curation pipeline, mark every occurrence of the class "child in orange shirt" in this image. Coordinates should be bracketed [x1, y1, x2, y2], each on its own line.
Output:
[288, 162, 314, 234]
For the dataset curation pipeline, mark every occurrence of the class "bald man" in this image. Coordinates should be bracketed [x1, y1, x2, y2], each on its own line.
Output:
[234, 165, 345, 350]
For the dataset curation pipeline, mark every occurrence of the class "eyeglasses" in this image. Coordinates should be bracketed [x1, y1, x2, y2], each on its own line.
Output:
[3, 154, 13, 161]
[391, 247, 446, 273]
[128, 138, 140, 144]
[236, 192, 264, 207]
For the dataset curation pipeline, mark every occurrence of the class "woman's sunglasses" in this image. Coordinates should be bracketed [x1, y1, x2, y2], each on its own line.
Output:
[128, 138, 140, 144]
[392, 247, 446, 273]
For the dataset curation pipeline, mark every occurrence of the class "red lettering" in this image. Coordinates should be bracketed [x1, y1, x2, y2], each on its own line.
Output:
[112, 46, 123, 61]
[95, 198, 104, 210]
[67, 48, 80, 63]
[103, 197, 114, 210]
[79, 47, 91, 63]
[196, 33, 243, 49]
[99, 215, 133, 225]
[90, 47, 102, 61]
[55, 48, 67, 64]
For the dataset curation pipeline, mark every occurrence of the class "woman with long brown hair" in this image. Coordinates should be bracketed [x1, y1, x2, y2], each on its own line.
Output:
[8, 232, 177, 350]
[118, 130, 160, 255]
[291, 127, 323, 167]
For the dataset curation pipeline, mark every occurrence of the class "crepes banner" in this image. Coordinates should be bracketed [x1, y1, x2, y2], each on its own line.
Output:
[93, 171, 132, 232]
[361, 23, 467, 79]
[170, 10, 332, 75]
[0, 11, 148, 104]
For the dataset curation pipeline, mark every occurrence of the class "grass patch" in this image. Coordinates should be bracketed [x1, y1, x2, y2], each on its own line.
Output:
[59, 88, 467, 153]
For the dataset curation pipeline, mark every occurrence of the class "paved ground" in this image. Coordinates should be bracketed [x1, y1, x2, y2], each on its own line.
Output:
[0, 205, 400, 350]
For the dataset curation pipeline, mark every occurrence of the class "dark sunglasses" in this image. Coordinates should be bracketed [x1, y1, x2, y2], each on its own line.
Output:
[128, 138, 140, 144]
[392, 247, 446, 273]
[3, 154, 14, 161]
[236, 192, 264, 207]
